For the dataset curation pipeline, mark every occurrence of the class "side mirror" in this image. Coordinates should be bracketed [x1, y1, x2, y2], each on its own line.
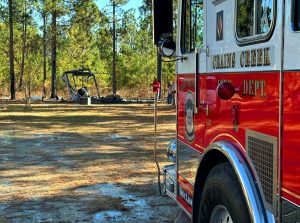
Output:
[158, 39, 176, 57]
[152, 0, 174, 47]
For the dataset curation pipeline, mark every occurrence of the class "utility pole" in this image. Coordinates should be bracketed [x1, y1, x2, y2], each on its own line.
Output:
[112, 0, 117, 97]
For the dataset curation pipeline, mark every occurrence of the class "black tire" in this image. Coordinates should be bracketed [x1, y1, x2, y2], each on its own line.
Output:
[197, 162, 251, 223]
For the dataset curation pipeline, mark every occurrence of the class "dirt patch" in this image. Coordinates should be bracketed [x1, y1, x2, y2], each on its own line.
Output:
[0, 102, 179, 222]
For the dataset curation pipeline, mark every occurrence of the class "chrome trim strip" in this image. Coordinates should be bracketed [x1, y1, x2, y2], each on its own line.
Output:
[282, 197, 300, 209]
[205, 141, 273, 223]
[209, 133, 244, 150]
[279, 0, 286, 221]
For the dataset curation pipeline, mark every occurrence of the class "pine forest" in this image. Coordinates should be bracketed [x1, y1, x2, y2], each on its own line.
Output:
[0, 0, 175, 100]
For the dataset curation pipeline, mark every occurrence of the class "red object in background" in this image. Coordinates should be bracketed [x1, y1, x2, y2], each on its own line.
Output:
[152, 80, 161, 93]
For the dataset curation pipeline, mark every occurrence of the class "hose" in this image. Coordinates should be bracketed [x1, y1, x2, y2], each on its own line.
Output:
[153, 92, 167, 197]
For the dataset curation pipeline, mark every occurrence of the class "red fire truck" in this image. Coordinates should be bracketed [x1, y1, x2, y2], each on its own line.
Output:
[152, 0, 300, 222]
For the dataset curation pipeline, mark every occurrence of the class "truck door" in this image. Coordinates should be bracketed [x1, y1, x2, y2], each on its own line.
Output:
[177, 0, 206, 150]
[282, 0, 300, 218]
[176, 0, 207, 211]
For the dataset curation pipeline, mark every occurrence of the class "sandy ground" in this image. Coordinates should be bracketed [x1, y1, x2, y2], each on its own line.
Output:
[0, 102, 181, 223]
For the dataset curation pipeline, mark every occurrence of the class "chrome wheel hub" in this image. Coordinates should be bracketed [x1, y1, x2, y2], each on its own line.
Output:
[209, 205, 233, 223]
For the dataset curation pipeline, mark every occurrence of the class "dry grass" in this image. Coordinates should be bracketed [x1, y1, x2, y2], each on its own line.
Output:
[0, 102, 178, 222]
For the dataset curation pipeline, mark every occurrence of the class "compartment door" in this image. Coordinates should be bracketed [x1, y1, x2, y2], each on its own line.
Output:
[282, 0, 300, 208]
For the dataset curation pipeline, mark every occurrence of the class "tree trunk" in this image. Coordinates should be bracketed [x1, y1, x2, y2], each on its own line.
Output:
[50, 0, 57, 99]
[9, 0, 15, 99]
[19, 1, 28, 90]
[42, 7, 47, 98]
[112, 0, 116, 97]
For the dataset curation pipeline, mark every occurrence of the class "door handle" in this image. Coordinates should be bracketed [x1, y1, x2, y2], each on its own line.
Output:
[199, 100, 209, 116]
[195, 47, 209, 114]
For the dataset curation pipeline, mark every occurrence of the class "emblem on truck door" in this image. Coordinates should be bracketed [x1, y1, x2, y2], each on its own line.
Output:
[185, 91, 195, 142]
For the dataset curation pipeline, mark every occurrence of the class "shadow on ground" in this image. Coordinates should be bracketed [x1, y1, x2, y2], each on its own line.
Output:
[0, 103, 179, 223]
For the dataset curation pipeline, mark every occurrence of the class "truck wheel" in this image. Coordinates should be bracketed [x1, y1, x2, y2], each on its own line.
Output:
[197, 162, 251, 223]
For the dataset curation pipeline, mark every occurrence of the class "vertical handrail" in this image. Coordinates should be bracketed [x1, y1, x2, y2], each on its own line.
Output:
[195, 48, 200, 113]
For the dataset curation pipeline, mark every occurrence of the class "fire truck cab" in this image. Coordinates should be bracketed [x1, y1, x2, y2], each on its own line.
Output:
[153, 0, 300, 222]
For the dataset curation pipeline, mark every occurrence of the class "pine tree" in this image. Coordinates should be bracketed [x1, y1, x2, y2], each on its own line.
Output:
[8, 0, 15, 99]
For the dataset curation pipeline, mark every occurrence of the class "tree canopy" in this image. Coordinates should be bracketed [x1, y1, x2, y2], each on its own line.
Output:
[0, 0, 175, 99]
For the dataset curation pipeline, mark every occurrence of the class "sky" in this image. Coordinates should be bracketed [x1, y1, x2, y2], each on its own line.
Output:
[95, 0, 143, 11]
